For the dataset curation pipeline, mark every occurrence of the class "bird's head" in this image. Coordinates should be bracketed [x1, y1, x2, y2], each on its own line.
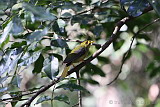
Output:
[81, 40, 94, 47]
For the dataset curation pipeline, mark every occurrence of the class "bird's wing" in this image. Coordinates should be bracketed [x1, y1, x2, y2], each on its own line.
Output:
[61, 66, 70, 78]
[63, 47, 87, 66]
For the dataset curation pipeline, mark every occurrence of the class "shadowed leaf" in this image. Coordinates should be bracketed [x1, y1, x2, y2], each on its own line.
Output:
[26, 28, 48, 42]
[54, 94, 70, 104]
[51, 38, 68, 48]
[11, 75, 22, 88]
[32, 54, 44, 74]
[0, 87, 8, 92]
[56, 83, 89, 92]
[18, 50, 42, 66]
[23, 3, 57, 22]
[36, 96, 51, 104]
[43, 56, 59, 79]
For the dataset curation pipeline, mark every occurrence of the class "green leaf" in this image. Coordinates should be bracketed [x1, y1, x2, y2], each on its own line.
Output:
[11, 75, 22, 88]
[113, 39, 125, 51]
[133, 50, 142, 59]
[100, 1, 116, 8]
[0, 48, 22, 76]
[151, 48, 160, 61]
[146, 60, 160, 78]
[97, 56, 110, 64]
[86, 79, 99, 85]
[23, 3, 57, 22]
[147, 0, 160, 16]
[122, 50, 132, 61]
[51, 38, 68, 48]
[91, 24, 103, 37]
[52, 53, 63, 61]
[120, 0, 150, 17]
[0, 0, 16, 10]
[137, 34, 151, 41]
[61, 1, 83, 12]
[85, 0, 92, 5]
[54, 94, 70, 104]
[12, 3, 23, 10]
[100, 16, 119, 23]
[18, 50, 42, 66]
[137, 44, 149, 53]
[0, 34, 10, 48]
[26, 28, 48, 42]
[81, 63, 105, 77]
[57, 19, 66, 28]
[10, 16, 24, 35]
[24, 18, 41, 30]
[32, 54, 44, 74]
[51, 21, 61, 35]
[61, 12, 72, 18]
[27, 41, 39, 51]
[36, 96, 51, 104]
[71, 14, 94, 25]
[0, 76, 8, 84]
[56, 83, 88, 92]
[0, 87, 8, 92]
[10, 41, 27, 49]
[149, 66, 160, 78]
[146, 61, 155, 72]
[43, 56, 59, 80]
[0, 21, 13, 47]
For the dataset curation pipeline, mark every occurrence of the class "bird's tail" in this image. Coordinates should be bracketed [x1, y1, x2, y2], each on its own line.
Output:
[61, 66, 70, 78]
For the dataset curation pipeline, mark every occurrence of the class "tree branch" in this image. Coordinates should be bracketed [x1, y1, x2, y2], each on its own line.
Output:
[107, 17, 160, 85]
[20, 78, 60, 107]
[20, 6, 153, 106]
[20, 16, 131, 107]
[67, 17, 131, 76]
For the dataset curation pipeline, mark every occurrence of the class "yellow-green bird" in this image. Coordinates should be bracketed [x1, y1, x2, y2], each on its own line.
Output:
[61, 40, 94, 78]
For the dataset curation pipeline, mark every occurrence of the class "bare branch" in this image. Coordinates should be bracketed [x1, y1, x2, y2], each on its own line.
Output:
[20, 77, 60, 107]
[0, 91, 37, 102]
[107, 17, 160, 85]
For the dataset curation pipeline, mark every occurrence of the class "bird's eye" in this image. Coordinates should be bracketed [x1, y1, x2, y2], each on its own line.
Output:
[85, 41, 88, 44]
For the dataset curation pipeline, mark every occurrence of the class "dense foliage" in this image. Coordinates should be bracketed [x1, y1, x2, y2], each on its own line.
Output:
[0, 0, 160, 106]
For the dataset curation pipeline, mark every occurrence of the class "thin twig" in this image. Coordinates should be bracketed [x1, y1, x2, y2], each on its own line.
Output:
[51, 85, 56, 107]
[5, 98, 29, 103]
[60, 7, 95, 20]
[0, 91, 38, 102]
[20, 77, 60, 107]
[43, 36, 101, 47]
[107, 37, 134, 85]
[107, 17, 160, 85]
[136, 18, 160, 34]
[76, 71, 82, 107]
